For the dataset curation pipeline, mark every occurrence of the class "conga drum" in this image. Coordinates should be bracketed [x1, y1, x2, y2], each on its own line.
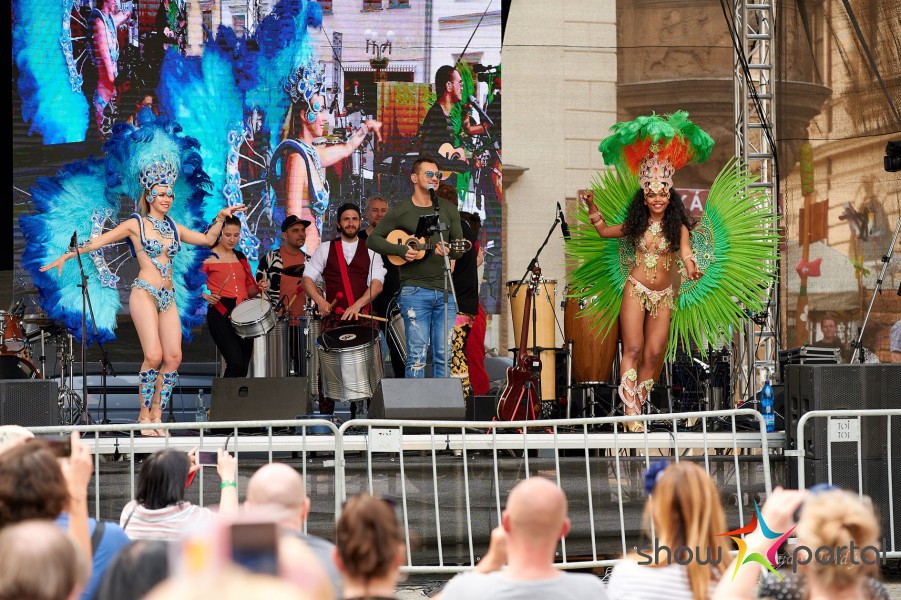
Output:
[506, 279, 557, 401]
[563, 287, 618, 384]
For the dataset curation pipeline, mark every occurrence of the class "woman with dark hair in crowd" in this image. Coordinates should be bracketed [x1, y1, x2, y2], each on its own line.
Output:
[607, 461, 730, 600]
[334, 494, 405, 600]
[119, 448, 238, 540]
[96, 540, 169, 600]
[202, 215, 268, 377]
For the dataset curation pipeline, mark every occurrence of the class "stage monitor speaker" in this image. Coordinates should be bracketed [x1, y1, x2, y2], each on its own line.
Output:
[0, 380, 60, 427]
[210, 377, 309, 422]
[785, 364, 900, 462]
[369, 379, 465, 421]
[466, 395, 498, 421]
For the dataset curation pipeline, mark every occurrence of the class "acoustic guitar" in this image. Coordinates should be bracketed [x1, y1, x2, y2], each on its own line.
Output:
[496, 267, 543, 422]
[385, 229, 472, 266]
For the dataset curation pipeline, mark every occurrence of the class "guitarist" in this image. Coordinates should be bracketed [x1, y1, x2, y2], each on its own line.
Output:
[367, 157, 465, 380]
[417, 65, 469, 185]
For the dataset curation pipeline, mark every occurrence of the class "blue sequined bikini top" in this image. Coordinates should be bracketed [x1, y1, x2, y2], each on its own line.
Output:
[125, 214, 181, 278]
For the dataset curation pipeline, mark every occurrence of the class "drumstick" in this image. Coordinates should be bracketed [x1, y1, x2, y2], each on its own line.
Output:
[334, 307, 387, 322]
[260, 274, 267, 308]
[215, 273, 233, 297]
[286, 284, 305, 311]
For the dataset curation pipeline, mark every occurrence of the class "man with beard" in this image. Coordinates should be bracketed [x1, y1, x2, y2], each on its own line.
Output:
[257, 215, 311, 377]
[359, 196, 404, 378]
[302, 203, 386, 414]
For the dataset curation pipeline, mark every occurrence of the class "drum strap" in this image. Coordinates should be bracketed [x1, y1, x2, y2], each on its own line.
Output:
[333, 241, 357, 306]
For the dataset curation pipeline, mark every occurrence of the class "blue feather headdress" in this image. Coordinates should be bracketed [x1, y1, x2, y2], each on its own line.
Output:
[20, 119, 212, 343]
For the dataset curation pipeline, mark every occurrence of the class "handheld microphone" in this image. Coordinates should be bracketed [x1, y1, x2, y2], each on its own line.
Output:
[427, 183, 439, 211]
[68, 231, 79, 253]
[557, 202, 571, 240]
[467, 95, 495, 129]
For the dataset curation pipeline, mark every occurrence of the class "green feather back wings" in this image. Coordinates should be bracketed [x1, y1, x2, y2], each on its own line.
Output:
[564, 168, 638, 338]
[565, 159, 779, 359]
[670, 158, 779, 357]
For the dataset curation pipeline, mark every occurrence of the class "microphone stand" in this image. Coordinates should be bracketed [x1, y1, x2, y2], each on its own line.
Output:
[510, 211, 563, 415]
[428, 189, 459, 378]
[73, 234, 110, 426]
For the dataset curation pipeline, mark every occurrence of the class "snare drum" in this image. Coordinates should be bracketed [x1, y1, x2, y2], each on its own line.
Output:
[317, 325, 383, 401]
[230, 299, 276, 338]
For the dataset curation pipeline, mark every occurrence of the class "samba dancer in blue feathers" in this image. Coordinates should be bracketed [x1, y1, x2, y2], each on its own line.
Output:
[42, 159, 245, 436]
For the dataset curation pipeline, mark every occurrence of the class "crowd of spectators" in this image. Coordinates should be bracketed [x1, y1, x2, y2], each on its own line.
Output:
[0, 424, 890, 600]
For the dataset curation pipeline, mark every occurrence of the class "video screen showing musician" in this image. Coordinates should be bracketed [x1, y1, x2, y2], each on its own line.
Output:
[358, 196, 404, 378]
[202, 216, 269, 377]
[417, 66, 468, 184]
[302, 203, 386, 414]
[366, 157, 465, 379]
[256, 215, 310, 376]
[810, 316, 851, 363]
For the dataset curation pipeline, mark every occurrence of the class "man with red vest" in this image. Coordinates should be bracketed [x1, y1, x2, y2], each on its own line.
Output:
[302, 203, 386, 414]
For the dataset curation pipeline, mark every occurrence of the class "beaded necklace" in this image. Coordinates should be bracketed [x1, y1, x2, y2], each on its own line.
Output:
[639, 219, 671, 282]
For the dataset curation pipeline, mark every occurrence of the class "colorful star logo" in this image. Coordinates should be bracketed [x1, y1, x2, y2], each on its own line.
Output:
[718, 502, 795, 581]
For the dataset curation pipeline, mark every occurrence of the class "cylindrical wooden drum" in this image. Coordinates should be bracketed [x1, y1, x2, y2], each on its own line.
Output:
[507, 279, 557, 401]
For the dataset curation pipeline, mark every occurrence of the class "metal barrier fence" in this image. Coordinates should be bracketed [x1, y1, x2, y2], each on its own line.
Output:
[27, 409, 774, 573]
[791, 409, 901, 559]
[28, 419, 343, 523]
[336, 409, 773, 573]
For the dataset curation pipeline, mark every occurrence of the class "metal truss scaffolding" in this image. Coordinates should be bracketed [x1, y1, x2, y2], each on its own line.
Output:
[733, 0, 779, 402]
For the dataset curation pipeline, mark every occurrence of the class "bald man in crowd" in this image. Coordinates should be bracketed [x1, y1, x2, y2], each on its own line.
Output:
[245, 463, 342, 596]
[439, 477, 608, 599]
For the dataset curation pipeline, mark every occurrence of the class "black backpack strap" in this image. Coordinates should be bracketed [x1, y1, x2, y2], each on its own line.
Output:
[91, 521, 106, 553]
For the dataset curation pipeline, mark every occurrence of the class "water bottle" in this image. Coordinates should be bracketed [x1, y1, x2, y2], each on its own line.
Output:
[195, 389, 207, 423]
[761, 380, 775, 433]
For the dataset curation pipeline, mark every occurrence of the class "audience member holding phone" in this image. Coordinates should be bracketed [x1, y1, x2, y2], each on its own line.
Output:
[119, 447, 238, 541]
[0, 432, 131, 600]
[716, 487, 886, 600]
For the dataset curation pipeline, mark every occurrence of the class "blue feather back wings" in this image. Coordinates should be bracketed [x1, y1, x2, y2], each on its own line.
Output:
[19, 159, 120, 343]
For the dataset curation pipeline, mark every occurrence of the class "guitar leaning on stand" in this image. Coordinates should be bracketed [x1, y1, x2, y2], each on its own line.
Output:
[496, 267, 543, 421]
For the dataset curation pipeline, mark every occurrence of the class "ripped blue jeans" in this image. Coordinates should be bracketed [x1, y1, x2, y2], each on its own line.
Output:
[397, 286, 457, 379]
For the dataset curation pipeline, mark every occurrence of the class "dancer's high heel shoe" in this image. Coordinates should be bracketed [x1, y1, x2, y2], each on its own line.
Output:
[138, 417, 159, 437]
[618, 369, 644, 433]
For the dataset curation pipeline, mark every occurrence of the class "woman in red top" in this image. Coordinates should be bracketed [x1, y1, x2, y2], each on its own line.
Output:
[202, 217, 268, 377]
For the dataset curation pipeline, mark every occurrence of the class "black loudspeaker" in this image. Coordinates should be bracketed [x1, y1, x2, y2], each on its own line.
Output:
[369, 379, 465, 420]
[466, 395, 498, 421]
[210, 377, 309, 421]
[785, 365, 901, 462]
[0, 380, 60, 426]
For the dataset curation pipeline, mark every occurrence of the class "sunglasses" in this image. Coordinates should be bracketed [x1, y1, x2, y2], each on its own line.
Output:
[422, 170, 443, 180]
